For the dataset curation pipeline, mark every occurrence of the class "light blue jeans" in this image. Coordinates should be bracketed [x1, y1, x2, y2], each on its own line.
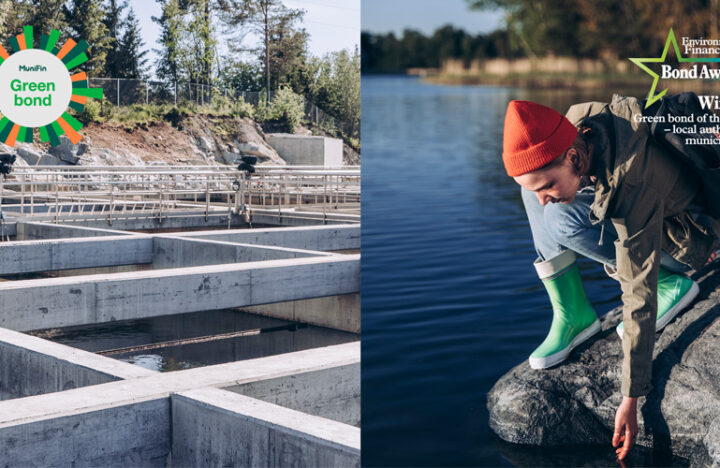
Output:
[521, 186, 690, 274]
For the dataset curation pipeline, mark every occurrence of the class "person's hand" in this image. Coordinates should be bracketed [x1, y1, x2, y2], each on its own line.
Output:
[613, 396, 638, 462]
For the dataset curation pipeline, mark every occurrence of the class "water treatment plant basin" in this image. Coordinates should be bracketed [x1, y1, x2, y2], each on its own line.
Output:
[29, 308, 358, 372]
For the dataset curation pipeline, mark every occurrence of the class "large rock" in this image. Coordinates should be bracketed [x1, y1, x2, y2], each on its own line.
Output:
[38, 154, 70, 166]
[487, 262, 720, 467]
[234, 118, 284, 165]
[197, 136, 214, 152]
[222, 150, 243, 165]
[236, 142, 264, 157]
[15, 143, 75, 166]
[16, 146, 43, 165]
[48, 135, 80, 164]
[80, 148, 145, 166]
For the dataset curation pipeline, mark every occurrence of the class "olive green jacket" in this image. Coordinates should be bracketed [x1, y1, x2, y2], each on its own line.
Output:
[565, 94, 719, 397]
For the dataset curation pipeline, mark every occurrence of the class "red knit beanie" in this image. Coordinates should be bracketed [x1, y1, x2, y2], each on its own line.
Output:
[502, 100, 578, 177]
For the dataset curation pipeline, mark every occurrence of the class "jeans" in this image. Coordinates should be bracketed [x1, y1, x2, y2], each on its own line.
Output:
[521, 186, 690, 274]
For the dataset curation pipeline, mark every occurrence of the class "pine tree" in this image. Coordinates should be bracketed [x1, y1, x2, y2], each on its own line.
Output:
[266, 9, 308, 91]
[0, 1, 34, 39]
[153, 0, 185, 85]
[30, 0, 69, 40]
[186, 0, 216, 92]
[219, 0, 307, 102]
[103, 0, 126, 78]
[118, 7, 148, 79]
[64, 0, 112, 75]
[0, 1, 17, 39]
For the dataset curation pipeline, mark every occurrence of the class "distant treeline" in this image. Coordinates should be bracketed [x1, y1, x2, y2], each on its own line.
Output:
[361, 27, 518, 73]
[467, 0, 720, 59]
[363, 0, 720, 74]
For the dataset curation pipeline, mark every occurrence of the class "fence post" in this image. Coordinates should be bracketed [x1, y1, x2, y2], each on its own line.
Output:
[146, 82, 149, 105]
[117, 78, 120, 106]
[201, 84, 204, 106]
[174, 81, 177, 106]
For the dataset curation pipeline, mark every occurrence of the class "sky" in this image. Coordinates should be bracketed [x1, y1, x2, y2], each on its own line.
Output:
[362, 0, 504, 36]
[132, 0, 360, 79]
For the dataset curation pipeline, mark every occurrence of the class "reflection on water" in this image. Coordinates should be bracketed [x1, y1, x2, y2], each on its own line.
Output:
[494, 436, 689, 467]
[30, 308, 358, 372]
[361, 76, 656, 466]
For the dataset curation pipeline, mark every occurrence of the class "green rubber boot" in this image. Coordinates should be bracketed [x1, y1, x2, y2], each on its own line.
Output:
[529, 250, 601, 369]
[616, 267, 699, 339]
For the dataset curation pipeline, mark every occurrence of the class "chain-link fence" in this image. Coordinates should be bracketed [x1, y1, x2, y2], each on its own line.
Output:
[87, 77, 345, 136]
[88, 77, 262, 107]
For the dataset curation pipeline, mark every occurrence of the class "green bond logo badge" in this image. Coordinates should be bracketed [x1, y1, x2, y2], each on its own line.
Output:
[0, 25, 103, 147]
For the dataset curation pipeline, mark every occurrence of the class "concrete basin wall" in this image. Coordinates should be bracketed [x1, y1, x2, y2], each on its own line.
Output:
[224, 363, 360, 426]
[0, 343, 359, 466]
[0, 255, 359, 331]
[247, 293, 361, 333]
[0, 219, 362, 464]
[0, 236, 153, 275]
[0, 398, 170, 467]
[151, 236, 326, 269]
[181, 225, 361, 251]
[0, 327, 155, 401]
[172, 388, 359, 467]
[17, 222, 130, 240]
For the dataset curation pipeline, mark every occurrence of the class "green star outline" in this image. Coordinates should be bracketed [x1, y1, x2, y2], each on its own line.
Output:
[629, 28, 688, 109]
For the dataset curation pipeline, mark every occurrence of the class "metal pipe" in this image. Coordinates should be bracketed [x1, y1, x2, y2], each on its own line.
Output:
[96, 323, 307, 356]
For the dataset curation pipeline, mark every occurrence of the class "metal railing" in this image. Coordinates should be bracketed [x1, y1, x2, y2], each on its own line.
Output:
[0, 166, 360, 225]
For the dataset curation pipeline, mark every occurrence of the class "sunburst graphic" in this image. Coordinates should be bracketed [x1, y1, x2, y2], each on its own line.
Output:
[0, 25, 103, 147]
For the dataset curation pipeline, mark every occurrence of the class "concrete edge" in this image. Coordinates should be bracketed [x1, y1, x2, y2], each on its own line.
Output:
[0, 326, 157, 380]
[0, 342, 360, 426]
[0, 235, 149, 247]
[153, 235, 334, 258]
[0, 254, 361, 290]
[179, 225, 360, 237]
[19, 221, 139, 237]
[174, 387, 360, 452]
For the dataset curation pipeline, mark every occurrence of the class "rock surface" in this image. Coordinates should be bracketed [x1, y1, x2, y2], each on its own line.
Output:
[487, 262, 720, 467]
[0, 114, 361, 168]
[233, 118, 284, 164]
[48, 136, 80, 163]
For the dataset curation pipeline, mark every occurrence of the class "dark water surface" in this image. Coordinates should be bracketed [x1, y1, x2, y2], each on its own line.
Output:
[360, 76, 683, 466]
[31, 309, 357, 371]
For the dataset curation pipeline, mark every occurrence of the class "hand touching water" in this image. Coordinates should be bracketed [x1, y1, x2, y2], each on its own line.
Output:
[613, 396, 638, 462]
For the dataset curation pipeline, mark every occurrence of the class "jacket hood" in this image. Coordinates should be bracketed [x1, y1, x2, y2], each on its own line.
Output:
[564, 94, 648, 224]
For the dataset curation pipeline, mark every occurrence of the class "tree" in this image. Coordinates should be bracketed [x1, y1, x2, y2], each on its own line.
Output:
[64, 0, 112, 75]
[199, 0, 214, 91]
[219, 0, 307, 101]
[103, 0, 126, 77]
[465, 0, 720, 59]
[266, 9, 308, 92]
[118, 6, 148, 79]
[304, 47, 360, 138]
[153, 0, 185, 85]
[0, 1, 35, 40]
[186, 0, 216, 95]
[218, 58, 264, 92]
[29, 0, 69, 40]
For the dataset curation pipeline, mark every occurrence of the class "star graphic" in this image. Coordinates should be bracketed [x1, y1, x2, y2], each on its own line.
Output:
[629, 28, 689, 109]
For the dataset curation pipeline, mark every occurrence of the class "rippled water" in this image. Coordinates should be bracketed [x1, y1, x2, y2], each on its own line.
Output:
[360, 76, 650, 466]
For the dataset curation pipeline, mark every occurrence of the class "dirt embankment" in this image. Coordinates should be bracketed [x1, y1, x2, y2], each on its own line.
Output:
[3, 113, 359, 167]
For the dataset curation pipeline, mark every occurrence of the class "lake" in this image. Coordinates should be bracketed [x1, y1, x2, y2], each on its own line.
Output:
[360, 76, 685, 466]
